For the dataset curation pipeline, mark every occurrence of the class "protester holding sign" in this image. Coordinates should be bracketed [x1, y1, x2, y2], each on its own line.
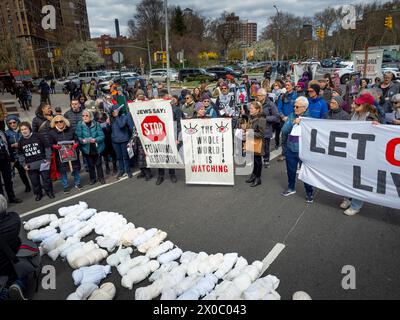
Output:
[341, 92, 381, 216]
[181, 93, 196, 119]
[18, 122, 54, 201]
[281, 97, 314, 202]
[48, 115, 81, 194]
[75, 110, 106, 185]
[244, 101, 266, 188]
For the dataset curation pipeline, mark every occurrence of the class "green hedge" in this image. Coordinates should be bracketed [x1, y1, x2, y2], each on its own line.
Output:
[184, 75, 213, 82]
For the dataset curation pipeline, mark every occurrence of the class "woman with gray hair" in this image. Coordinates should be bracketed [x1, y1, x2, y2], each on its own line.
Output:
[75, 110, 106, 185]
[386, 93, 400, 125]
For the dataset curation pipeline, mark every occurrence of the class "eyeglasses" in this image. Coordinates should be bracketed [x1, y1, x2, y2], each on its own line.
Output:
[294, 105, 303, 109]
[221, 87, 228, 90]
[203, 100, 210, 103]
[82, 115, 89, 118]
[55, 120, 64, 124]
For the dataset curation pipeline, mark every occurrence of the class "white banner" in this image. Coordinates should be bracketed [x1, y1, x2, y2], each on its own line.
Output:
[182, 118, 235, 185]
[129, 99, 184, 169]
[299, 118, 400, 209]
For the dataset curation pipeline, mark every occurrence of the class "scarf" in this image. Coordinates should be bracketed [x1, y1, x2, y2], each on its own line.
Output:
[351, 112, 369, 121]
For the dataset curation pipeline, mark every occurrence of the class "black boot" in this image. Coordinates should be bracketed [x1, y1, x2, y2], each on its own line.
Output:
[46, 191, 55, 199]
[112, 161, 118, 175]
[156, 176, 164, 185]
[170, 174, 177, 183]
[246, 174, 256, 183]
[250, 177, 262, 187]
[105, 162, 111, 175]
[145, 169, 153, 181]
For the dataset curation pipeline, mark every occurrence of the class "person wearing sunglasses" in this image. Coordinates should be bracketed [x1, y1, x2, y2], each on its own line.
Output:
[386, 93, 400, 125]
[181, 93, 196, 119]
[48, 115, 81, 194]
[281, 96, 314, 203]
[5, 115, 31, 193]
[202, 95, 218, 118]
[75, 110, 106, 185]
[307, 83, 328, 119]
[215, 82, 235, 117]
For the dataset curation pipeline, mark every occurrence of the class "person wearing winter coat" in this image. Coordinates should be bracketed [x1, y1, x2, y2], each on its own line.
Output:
[202, 95, 218, 118]
[379, 72, 400, 113]
[325, 96, 350, 120]
[277, 81, 298, 161]
[48, 116, 81, 193]
[110, 105, 134, 180]
[64, 99, 83, 131]
[18, 122, 54, 201]
[256, 89, 280, 168]
[75, 110, 105, 185]
[0, 130, 22, 204]
[32, 103, 54, 146]
[281, 96, 314, 203]
[341, 93, 382, 216]
[181, 93, 196, 119]
[215, 84, 236, 118]
[5, 115, 31, 193]
[38, 79, 50, 104]
[332, 88, 350, 113]
[307, 84, 328, 119]
[386, 93, 400, 125]
[0, 101, 7, 133]
[243, 101, 266, 188]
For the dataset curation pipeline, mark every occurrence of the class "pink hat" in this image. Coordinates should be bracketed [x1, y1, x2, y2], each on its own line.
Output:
[354, 93, 375, 105]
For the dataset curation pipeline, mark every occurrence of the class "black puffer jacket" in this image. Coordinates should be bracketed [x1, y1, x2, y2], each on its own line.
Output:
[325, 108, 350, 120]
[0, 211, 21, 278]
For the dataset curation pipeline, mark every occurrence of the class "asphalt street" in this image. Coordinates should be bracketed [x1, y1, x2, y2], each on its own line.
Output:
[9, 150, 400, 300]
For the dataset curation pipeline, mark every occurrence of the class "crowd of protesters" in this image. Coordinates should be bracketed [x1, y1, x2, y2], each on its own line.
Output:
[0, 69, 399, 218]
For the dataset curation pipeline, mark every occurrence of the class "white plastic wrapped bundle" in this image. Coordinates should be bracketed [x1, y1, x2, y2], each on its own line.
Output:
[63, 220, 87, 238]
[180, 251, 198, 264]
[232, 261, 263, 293]
[224, 257, 248, 280]
[177, 274, 218, 300]
[88, 283, 116, 300]
[197, 253, 224, 275]
[149, 261, 179, 282]
[187, 252, 208, 276]
[132, 228, 158, 247]
[67, 283, 98, 300]
[120, 227, 145, 247]
[161, 274, 201, 300]
[121, 260, 160, 290]
[48, 237, 80, 261]
[74, 225, 93, 239]
[66, 241, 98, 267]
[117, 256, 150, 276]
[95, 236, 119, 252]
[146, 241, 174, 259]
[72, 265, 111, 286]
[106, 247, 133, 267]
[242, 275, 280, 300]
[40, 233, 66, 255]
[77, 208, 97, 221]
[157, 248, 183, 265]
[203, 280, 242, 300]
[94, 214, 127, 237]
[60, 240, 84, 258]
[24, 214, 58, 231]
[27, 226, 57, 242]
[135, 281, 164, 300]
[71, 248, 108, 269]
[214, 253, 238, 279]
[58, 201, 88, 217]
[138, 231, 167, 253]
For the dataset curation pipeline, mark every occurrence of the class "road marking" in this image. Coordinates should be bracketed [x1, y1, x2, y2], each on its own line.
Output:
[270, 147, 282, 161]
[261, 243, 286, 275]
[20, 172, 139, 219]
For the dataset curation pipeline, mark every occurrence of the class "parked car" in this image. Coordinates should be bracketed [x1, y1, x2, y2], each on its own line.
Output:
[333, 61, 354, 84]
[78, 70, 111, 83]
[150, 68, 179, 82]
[205, 66, 242, 79]
[178, 68, 217, 82]
[100, 76, 147, 93]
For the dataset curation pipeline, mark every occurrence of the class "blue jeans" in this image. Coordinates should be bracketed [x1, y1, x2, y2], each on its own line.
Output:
[112, 142, 131, 175]
[61, 170, 80, 189]
[286, 148, 313, 197]
[350, 198, 364, 211]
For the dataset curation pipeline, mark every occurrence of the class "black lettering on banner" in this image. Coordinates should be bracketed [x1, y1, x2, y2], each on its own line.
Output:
[310, 129, 325, 154]
[391, 173, 400, 197]
[377, 170, 386, 195]
[351, 133, 376, 160]
[328, 131, 349, 158]
[353, 166, 373, 192]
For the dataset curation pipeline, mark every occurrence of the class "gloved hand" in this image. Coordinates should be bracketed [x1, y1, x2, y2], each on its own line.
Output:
[73, 143, 79, 150]
[52, 145, 62, 150]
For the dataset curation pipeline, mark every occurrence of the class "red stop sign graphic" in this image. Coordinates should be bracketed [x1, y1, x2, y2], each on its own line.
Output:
[141, 115, 166, 142]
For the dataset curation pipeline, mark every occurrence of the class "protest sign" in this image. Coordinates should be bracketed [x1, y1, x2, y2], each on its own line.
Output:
[129, 99, 183, 169]
[299, 118, 400, 209]
[182, 118, 234, 185]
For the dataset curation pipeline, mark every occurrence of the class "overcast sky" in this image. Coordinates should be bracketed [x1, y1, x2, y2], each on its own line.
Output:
[86, 0, 376, 38]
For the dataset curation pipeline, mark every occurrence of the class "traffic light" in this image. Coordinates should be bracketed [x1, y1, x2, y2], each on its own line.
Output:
[104, 48, 112, 55]
[316, 27, 325, 40]
[53, 48, 61, 57]
[154, 51, 165, 63]
[385, 15, 393, 30]
[162, 51, 167, 64]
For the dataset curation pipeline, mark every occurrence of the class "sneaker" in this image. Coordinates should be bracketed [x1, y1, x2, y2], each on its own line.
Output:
[340, 199, 351, 209]
[116, 172, 124, 180]
[127, 173, 133, 179]
[344, 208, 359, 216]
[63, 188, 70, 194]
[277, 155, 286, 162]
[156, 176, 164, 185]
[8, 284, 27, 300]
[74, 184, 83, 191]
[281, 189, 296, 197]
[306, 195, 314, 203]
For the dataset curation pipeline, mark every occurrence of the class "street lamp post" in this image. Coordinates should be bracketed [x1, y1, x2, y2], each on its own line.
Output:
[164, 0, 171, 95]
[273, 5, 279, 63]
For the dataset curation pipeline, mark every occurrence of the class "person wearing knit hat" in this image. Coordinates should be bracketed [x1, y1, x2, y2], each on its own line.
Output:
[5, 114, 31, 192]
[295, 82, 306, 97]
[194, 102, 206, 118]
[307, 83, 328, 119]
[325, 96, 350, 120]
[135, 89, 145, 100]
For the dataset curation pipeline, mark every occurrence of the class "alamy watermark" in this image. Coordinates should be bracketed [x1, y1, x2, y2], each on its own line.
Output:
[41, 5, 56, 30]
[341, 265, 356, 290]
[341, 5, 356, 30]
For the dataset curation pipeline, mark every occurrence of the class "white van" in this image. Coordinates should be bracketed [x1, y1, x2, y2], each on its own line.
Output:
[78, 71, 110, 83]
